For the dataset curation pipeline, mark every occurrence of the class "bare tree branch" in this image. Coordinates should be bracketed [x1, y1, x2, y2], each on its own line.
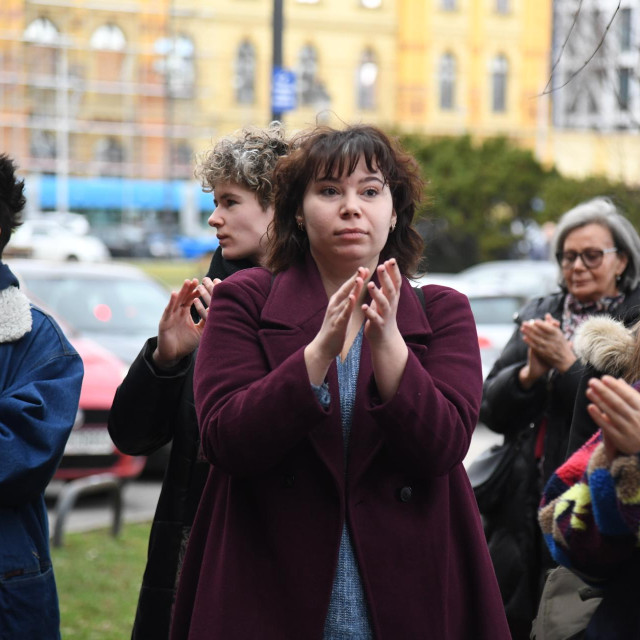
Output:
[540, 0, 621, 97]
[543, 0, 583, 95]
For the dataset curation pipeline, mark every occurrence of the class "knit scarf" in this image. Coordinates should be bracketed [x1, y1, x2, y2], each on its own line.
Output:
[562, 292, 624, 342]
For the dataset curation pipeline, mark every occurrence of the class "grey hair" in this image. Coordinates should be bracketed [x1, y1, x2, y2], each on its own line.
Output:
[195, 121, 289, 211]
[552, 197, 640, 293]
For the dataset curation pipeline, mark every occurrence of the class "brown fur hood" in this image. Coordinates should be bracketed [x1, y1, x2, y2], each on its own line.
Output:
[574, 316, 636, 377]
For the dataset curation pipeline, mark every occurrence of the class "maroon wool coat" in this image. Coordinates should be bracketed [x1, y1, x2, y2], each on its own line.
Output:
[171, 255, 510, 640]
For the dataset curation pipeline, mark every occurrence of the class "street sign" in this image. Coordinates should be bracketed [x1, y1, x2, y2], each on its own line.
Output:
[272, 67, 297, 113]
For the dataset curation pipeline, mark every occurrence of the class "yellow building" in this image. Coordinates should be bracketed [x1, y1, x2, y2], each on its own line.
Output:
[396, 0, 554, 150]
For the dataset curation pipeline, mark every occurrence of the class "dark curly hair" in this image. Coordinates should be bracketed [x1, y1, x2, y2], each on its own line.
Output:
[266, 124, 424, 275]
[195, 122, 290, 211]
[0, 154, 25, 257]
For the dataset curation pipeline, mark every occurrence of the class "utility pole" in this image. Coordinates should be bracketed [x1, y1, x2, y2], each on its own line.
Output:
[271, 0, 283, 122]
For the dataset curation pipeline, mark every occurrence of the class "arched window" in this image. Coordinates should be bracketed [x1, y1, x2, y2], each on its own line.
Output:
[154, 35, 195, 98]
[23, 17, 59, 76]
[357, 49, 378, 110]
[438, 53, 456, 110]
[90, 24, 126, 81]
[496, 0, 509, 13]
[234, 40, 256, 104]
[491, 55, 508, 112]
[24, 17, 59, 45]
[90, 24, 126, 51]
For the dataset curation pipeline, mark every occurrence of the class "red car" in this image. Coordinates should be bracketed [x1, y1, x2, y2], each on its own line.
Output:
[54, 335, 146, 480]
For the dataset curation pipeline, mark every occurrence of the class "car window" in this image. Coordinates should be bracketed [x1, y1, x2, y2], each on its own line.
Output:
[468, 296, 523, 325]
[24, 276, 168, 334]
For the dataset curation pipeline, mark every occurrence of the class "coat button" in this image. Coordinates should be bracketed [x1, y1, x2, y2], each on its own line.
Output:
[283, 474, 295, 488]
[398, 486, 413, 503]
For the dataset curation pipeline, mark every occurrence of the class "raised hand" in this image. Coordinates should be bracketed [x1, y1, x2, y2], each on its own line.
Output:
[362, 259, 402, 347]
[586, 375, 640, 462]
[153, 277, 220, 370]
[304, 267, 368, 385]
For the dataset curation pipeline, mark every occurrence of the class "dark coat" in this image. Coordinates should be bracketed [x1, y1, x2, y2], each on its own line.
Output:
[107, 247, 253, 640]
[479, 286, 640, 638]
[171, 255, 511, 640]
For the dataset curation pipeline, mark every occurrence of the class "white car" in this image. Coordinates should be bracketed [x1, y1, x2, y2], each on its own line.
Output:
[6, 218, 110, 262]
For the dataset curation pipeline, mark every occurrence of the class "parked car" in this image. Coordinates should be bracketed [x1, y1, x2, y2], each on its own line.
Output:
[8, 259, 174, 474]
[5, 218, 110, 262]
[457, 259, 560, 298]
[413, 271, 526, 379]
[7, 259, 170, 365]
[55, 335, 146, 480]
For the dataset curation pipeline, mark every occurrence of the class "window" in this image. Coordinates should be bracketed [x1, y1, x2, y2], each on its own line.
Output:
[619, 8, 632, 51]
[491, 55, 508, 112]
[496, 0, 509, 13]
[95, 137, 125, 175]
[172, 141, 193, 167]
[91, 24, 126, 81]
[441, 0, 456, 10]
[438, 53, 456, 110]
[298, 45, 318, 105]
[30, 130, 56, 159]
[23, 17, 59, 76]
[234, 40, 256, 104]
[618, 67, 631, 110]
[90, 24, 126, 51]
[357, 49, 378, 110]
[153, 35, 195, 98]
[23, 17, 60, 45]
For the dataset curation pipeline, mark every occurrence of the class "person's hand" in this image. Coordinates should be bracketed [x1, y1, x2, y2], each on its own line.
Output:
[153, 277, 220, 370]
[586, 375, 640, 462]
[304, 267, 368, 385]
[362, 259, 402, 347]
[518, 345, 552, 390]
[520, 313, 576, 373]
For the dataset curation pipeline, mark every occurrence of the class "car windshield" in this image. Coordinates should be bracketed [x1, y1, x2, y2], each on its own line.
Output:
[468, 296, 523, 325]
[24, 275, 168, 334]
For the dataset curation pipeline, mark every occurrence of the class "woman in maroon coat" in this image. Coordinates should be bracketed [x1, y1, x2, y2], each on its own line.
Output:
[171, 125, 510, 639]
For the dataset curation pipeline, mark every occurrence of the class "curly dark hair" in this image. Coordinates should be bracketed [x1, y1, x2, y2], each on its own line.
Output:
[266, 124, 424, 276]
[0, 154, 25, 257]
[195, 121, 290, 211]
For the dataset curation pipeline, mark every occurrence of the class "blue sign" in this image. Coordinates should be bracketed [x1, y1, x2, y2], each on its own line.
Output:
[272, 67, 297, 113]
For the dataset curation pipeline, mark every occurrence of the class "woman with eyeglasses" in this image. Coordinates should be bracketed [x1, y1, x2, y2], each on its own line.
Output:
[478, 197, 640, 640]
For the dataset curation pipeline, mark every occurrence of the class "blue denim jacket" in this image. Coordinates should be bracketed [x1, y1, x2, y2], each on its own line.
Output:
[0, 262, 83, 639]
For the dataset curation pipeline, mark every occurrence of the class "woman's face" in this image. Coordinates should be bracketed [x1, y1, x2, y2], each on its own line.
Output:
[299, 155, 396, 276]
[560, 223, 628, 302]
[208, 181, 273, 265]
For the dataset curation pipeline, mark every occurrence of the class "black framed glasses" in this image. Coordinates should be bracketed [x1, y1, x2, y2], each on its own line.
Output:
[555, 247, 618, 269]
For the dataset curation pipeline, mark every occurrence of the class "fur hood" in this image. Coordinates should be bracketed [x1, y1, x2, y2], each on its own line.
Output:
[0, 285, 32, 344]
[574, 315, 636, 377]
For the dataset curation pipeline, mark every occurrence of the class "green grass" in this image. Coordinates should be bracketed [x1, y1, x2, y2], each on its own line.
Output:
[121, 257, 213, 290]
[52, 522, 151, 639]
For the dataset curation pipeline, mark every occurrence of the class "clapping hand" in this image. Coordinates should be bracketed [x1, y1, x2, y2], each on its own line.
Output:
[153, 277, 219, 370]
[586, 375, 640, 462]
[304, 267, 368, 385]
[362, 259, 402, 347]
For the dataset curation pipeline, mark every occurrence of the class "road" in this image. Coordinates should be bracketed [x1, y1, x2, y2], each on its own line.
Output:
[45, 425, 502, 539]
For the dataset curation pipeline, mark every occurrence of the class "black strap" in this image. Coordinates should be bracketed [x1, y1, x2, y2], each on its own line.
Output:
[413, 285, 426, 311]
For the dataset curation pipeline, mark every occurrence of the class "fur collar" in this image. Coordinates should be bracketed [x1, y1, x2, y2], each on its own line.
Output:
[573, 316, 635, 377]
[0, 286, 32, 343]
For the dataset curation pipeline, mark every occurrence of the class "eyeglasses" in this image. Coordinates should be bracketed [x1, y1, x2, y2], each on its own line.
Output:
[555, 247, 618, 269]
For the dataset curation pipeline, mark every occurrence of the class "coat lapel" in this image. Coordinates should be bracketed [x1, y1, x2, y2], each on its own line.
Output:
[258, 256, 345, 488]
[347, 278, 432, 485]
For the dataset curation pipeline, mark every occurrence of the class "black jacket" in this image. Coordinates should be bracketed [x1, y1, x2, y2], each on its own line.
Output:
[479, 286, 640, 639]
[108, 247, 253, 640]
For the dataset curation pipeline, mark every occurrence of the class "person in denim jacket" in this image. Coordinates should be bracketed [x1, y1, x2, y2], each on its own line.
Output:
[0, 154, 83, 639]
